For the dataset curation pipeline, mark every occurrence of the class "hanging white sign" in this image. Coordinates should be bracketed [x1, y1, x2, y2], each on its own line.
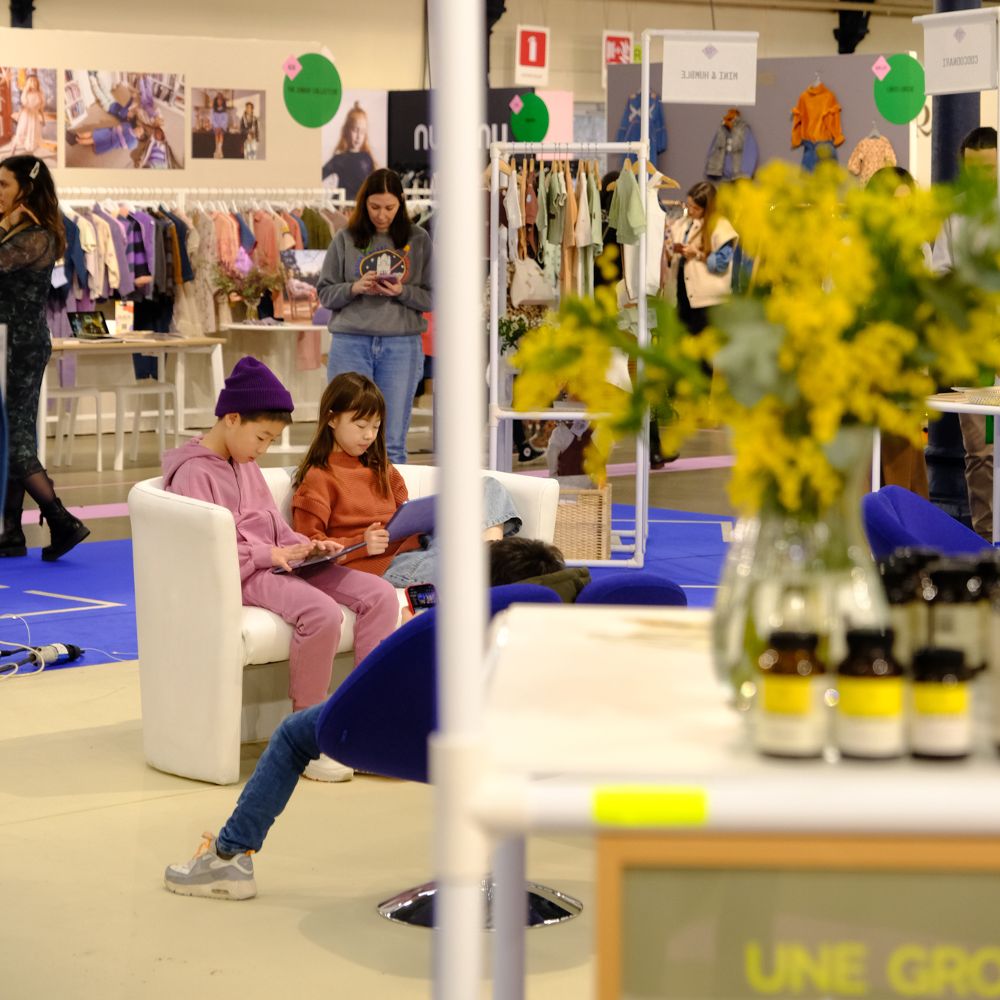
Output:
[660, 30, 759, 105]
[914, 8, 999, 96]
[515, 24, 550, 87]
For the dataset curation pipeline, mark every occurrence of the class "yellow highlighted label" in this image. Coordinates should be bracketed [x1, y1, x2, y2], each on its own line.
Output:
[838, 677, 904, 718]
[762, 675, 812, 715]
[593, 786, 708, 828]
[913, 682, 969, 716]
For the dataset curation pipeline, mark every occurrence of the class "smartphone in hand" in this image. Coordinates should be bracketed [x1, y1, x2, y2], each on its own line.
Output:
[405, 583, 436, 614]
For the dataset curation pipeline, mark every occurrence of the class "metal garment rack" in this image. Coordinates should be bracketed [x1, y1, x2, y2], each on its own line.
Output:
[57, 186, 351, 209]
[487, 138, 651, 568]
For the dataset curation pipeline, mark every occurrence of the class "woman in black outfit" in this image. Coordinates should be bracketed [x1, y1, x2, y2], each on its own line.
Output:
[0, 155, 89, 560]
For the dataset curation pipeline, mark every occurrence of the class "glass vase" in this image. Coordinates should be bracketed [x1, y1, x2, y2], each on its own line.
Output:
[242, 295, 262, 322]
[711, 429, 889, 708]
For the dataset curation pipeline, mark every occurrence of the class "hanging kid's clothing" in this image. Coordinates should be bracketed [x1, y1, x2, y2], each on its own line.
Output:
[705, 109, 759, 181]
[606, 166, 645, 247]
[791, 82, 845, 170]
[560, 165, 579, 298]
[615, 90, 668, 157]
[846, 134, 897, 185]
[619, 171, 666, 307]
[574, 169, 593, 297]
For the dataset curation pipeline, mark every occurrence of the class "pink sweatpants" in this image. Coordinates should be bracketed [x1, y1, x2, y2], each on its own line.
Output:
[242, 562, 399, 710]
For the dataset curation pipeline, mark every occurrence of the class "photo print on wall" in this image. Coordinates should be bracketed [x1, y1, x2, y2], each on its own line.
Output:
[321, 89, 387, 198]
[192, 88, 265, 160]
[64, 70, 185, 169]
[0, 67, 57, 167]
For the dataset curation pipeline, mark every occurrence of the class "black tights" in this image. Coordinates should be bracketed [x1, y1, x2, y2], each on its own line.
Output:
[5, 463, 57, 517]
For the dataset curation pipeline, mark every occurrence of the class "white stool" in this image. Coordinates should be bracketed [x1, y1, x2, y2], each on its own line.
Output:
[48, 385, 104, 472]
[113, 380, 178, 471]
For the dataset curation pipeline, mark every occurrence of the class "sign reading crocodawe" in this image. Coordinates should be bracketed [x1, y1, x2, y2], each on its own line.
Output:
[661, 30, 759, 105]
[914, 8, 999, 96]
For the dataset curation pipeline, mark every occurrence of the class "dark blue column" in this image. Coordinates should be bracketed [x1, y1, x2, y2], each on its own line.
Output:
[925, 0, 981, 524]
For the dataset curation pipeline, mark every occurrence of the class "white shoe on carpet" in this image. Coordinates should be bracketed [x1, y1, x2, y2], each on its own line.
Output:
[303, 753, 353, 782]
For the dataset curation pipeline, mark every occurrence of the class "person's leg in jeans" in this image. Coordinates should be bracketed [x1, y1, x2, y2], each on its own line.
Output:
[327, 332, 376, 385]
[371, 334, 424, 465]
[242, 570, 344, 710]
[382, 477, 523, 588]
[299, 559, 399, 665]
[959, 412, 993, 540]
[216, 704, 324, 855]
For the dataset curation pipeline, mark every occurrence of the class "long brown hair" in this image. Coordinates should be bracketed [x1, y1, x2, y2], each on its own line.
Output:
[687, 180, 717, 257]
[293, 372, 392, 497]
[335, 102, 374, 157]
[1, 155, 65, 256]
[346, 167, 411, 249]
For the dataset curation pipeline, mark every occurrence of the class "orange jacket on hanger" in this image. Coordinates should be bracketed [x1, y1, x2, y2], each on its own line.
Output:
[791, 83, 845, 148]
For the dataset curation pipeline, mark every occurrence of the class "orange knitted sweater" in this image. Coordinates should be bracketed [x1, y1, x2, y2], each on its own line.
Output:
[291, 450, 422, 576]
[791, 83, 845, 148]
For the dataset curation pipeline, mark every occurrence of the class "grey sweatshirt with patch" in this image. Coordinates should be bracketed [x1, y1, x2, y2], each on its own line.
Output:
[318, 226, 432, 336]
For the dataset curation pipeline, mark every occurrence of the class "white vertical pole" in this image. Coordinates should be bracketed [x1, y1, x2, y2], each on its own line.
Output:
[993, 11, 1000, 544]
[428, 1, 489, 998]
[492, 837, 527, 1000]
[489, 144, 502, 470]
[636, 31, 652, 566]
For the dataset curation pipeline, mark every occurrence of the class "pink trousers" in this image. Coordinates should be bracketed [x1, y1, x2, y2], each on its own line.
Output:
[242, 561, 399, 710]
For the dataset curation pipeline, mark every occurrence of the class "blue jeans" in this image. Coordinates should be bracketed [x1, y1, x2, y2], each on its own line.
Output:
[216, 704, 322, 855]
[382, 477, 522, 587]
[327, 333, 424, 465]
[800, 140, 838, 172]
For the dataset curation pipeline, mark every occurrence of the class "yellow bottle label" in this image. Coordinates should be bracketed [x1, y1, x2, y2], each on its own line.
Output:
[912, 682, 969, 716]
[838, 677, 904, 718]
[761, 675, 812, 715]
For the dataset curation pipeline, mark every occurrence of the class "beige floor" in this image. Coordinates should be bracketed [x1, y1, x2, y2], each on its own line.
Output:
[1, 415, 732, 999]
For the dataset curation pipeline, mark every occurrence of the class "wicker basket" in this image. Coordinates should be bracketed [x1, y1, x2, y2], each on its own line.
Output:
[553, 485, 611, 562]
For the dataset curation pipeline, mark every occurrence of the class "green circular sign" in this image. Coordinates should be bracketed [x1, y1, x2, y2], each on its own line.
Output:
[510, 93, 549, 143]
[283, 53, 342, 128]
[873, 53, 925, 126]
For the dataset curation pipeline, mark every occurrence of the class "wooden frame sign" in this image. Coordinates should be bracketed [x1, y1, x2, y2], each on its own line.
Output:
[597, 833, 1000, 1000]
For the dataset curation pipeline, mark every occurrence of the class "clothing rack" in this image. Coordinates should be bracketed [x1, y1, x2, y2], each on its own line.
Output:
[57, 186, 352, 210]
[487, 138, 650, 568]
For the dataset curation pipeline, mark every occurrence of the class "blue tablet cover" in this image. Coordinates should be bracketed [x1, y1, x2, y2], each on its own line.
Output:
[386, 494, 435, 541]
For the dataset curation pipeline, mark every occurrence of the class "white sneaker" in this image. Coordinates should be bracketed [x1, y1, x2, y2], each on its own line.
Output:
[164, 832, 256, 901]
[303, 753, 353, 782]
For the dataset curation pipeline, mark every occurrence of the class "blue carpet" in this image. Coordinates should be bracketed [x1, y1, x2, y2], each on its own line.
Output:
[0, 539, 137, 670]
[0, 506, 729, 671]
[588, 504, 733, 608]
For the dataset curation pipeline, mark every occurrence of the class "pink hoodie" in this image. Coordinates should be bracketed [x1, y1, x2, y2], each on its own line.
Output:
[162, 438, 308, 584]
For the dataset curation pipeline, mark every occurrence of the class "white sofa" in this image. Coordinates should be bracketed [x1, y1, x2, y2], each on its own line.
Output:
[127, 465, 559, 784]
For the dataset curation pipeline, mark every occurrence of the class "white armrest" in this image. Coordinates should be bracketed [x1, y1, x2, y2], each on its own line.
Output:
[129, 477, 246, 784]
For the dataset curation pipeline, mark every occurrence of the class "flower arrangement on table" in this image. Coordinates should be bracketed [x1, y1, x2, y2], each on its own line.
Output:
[512, 161, 1000, 694]
[213, 247, 284, 320]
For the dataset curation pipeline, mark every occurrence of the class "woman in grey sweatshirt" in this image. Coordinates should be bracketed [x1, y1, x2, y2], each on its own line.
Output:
[318, 168, 432, 464]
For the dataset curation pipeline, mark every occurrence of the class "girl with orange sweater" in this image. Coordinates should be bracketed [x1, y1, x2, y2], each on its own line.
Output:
[291, 372, 521, 588]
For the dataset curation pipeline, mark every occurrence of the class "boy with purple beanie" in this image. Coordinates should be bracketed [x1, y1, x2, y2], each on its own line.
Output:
[161, 356, 399, 784]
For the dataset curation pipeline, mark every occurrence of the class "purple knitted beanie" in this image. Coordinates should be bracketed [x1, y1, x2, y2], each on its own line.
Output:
[215, 356, 294, 416]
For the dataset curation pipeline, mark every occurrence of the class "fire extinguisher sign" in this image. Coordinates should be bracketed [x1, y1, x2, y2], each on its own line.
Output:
[515, 25, 550, 86]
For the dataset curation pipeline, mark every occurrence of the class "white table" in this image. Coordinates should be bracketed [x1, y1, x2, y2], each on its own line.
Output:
[926, 391, 1000, 543]
[222, 322, 328, 454]
[452, 603, 1000, 1000]
[42, 335, 225, 471]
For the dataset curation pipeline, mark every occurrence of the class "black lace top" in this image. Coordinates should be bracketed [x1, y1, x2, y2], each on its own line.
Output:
[0, 223, 56, 335]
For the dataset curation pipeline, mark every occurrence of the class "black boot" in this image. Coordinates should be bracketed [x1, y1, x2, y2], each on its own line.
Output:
[650, 417, 666, 470]
[649, 417, 679, 470]
[0, 480, 27, 557]
[38, 499, 90, 562]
